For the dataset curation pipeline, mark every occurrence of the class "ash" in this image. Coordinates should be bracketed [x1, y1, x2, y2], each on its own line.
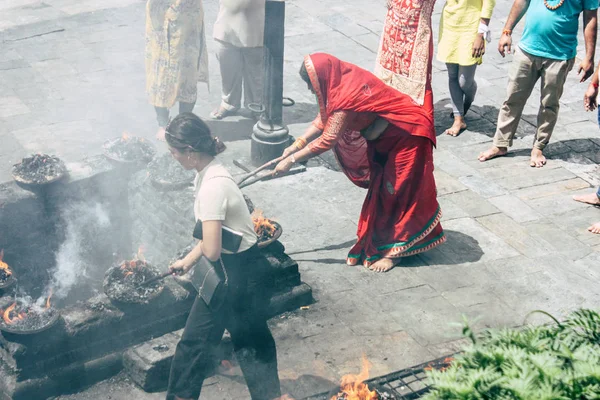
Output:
[105, 137, 155, 163]
[0, 298, 58, 333]
[147, 153, 195, 185]
[103, 262, 164, 304]
[12, 154, 67, 184]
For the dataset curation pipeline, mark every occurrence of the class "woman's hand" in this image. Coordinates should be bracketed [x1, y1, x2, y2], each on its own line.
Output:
[273, 157, 294, 176]
[169, 259, 193, 276]
[472, 33, 485, 58]
[282, 144, 298, 159]
[584, 83, 599, 111]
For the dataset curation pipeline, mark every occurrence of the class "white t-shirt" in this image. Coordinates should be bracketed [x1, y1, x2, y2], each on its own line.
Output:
[193, 160, 257, 253]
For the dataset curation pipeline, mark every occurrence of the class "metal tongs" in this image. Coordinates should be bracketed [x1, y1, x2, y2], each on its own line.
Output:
[236, 156, 285, 189]
[135, 270, 172, 289]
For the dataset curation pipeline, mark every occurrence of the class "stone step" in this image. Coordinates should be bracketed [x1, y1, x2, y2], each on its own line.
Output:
[124, 282, 312, 393]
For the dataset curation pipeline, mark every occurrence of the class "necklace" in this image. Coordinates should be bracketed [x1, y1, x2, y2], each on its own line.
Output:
[544, 0, 565, 10]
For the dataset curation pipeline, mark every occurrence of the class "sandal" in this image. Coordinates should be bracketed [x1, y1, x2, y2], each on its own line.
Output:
[210, 106, 238, 120]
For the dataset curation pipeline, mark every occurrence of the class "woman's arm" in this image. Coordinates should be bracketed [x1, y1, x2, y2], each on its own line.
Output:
[169, 220, 223, 274]
[275, 111, 352, 174]
[282, 114, 324, 158]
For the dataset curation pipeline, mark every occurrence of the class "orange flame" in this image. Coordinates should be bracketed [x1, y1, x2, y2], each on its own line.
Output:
[137, 246, 146, 262]
[121, 132, 130, 141]
[45, 289, 53, 309]
[252, 210, 276, 237]
[331, 356, 378, 400]
[275, 396, 296, 400]
[2, 303, 25, 325]
[124, 271, 133, 278]
[0, 250, 12, 277]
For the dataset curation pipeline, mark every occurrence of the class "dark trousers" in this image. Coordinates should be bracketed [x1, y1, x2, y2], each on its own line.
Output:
[155, 102, 196, 127]
[166, 248, 281, 400]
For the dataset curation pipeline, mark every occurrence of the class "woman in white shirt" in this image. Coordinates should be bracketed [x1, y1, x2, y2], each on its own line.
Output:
[164, 113, 281, 400]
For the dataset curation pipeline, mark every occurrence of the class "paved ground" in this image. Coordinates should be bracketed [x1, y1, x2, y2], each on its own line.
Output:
[2, 0, 600, 399]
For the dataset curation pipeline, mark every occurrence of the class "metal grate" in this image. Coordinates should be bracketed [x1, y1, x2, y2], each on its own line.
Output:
[302, 355, 455, 400]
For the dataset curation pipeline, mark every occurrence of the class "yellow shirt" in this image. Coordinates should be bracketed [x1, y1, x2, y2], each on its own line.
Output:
[437, 0, 496, 65]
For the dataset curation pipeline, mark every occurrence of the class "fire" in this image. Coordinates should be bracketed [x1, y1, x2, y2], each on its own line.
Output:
[137, 245, 146, 262]
[45, 289, 53, 309]
[121, 132, 130, 141]
[0, 250, 12, 277]
[2, 303, 25, 325]
[332, 356, 378, 400]
[252, 210, 276, 237]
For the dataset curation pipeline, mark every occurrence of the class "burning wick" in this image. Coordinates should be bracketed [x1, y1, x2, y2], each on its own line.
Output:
[0, 249, 13, 277]
[121, 132, 130, 141]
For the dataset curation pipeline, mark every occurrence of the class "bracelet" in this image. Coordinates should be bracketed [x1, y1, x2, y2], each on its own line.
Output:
[294, 137, 307, 150]
[594, 82, 599, 89]
[502, 29, 512, 36]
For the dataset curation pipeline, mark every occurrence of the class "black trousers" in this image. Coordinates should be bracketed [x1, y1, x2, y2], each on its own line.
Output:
[166, 247, 281, 400]
[155, 102, 196, 127]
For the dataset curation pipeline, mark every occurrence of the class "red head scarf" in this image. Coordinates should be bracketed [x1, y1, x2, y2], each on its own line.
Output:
[304, 53, 436, 146]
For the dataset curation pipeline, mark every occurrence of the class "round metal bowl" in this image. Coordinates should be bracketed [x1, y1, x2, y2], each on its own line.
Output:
[11, 159, 67, 191]
[257, 221, 282, 249]
[103, 262, 165, 305]
[0, 310, 61, 335]
[102, 137, 156, 165]
[0, 275, 16, 291]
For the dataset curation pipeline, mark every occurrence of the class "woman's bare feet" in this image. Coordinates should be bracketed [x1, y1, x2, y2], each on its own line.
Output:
[156, 127, 166, 141]
[588, 222, 600, 234]
[444, 117, 467, 137]
[530, 148, 546, 167]
[573, 192, 600, 206]
[478, 146, 507, 162]
[368, 257, 399, 273]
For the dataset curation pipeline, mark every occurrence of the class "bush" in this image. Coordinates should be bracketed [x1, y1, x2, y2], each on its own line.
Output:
[423, 309, 600, 399]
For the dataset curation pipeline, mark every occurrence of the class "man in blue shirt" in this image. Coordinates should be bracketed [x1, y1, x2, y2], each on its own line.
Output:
[478, 0, 597, 167]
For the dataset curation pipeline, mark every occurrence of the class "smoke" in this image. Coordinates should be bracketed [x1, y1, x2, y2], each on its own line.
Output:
[49, 202, 111, 300]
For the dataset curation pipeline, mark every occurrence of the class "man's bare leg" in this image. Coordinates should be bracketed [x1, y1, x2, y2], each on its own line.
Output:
[368, 257, 400, 273]
[530, 148, 546, 167]
[573, 192, 600, 205]
[478, 146, 508, 162]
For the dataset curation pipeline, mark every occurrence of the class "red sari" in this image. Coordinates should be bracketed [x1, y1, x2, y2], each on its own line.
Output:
[305, 53, 445, 267]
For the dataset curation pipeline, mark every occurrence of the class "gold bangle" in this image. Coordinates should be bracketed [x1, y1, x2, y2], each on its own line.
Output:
[294, 137, 307, 149]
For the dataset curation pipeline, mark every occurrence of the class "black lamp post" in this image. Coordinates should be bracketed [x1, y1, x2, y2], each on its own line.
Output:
[250, 0, 290, 167]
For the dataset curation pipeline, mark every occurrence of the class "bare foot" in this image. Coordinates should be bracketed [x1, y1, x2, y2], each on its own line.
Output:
[444, 117, 467, 137]
[156, 127, 166, 141]
[530, 148, 546, 167]
[589, 222, 600, 234]
[573, 192, 600, 206]
[368, 257, 399, 273]
[478, 146, 507, 162]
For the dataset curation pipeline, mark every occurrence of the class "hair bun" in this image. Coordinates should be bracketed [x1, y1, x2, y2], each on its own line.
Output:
[214, 137, 226, 155]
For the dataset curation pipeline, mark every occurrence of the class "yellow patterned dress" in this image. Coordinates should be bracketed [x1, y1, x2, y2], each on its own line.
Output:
[145, 0, 209, 108]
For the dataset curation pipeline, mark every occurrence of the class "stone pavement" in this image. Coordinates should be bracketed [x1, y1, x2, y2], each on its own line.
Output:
[1, 0, 600, 399]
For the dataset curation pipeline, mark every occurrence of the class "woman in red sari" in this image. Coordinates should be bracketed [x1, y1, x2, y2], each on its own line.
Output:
[274, 53, 445, 272]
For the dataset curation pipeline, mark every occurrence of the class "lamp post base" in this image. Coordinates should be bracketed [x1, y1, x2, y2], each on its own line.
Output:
[250, 121, 290, 167]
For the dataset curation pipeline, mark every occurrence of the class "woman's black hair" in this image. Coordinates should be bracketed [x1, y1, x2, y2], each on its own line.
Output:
[165, 112, 218, 156]
[299, 62, 313, 91]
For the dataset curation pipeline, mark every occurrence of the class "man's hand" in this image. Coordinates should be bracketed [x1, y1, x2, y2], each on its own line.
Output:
[472, 34, 486, 58]
[498, 33, 512, 58]
[169, 259, 193, 276]
[584, 83, 599, 111]
[579, 58, 595, 82]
